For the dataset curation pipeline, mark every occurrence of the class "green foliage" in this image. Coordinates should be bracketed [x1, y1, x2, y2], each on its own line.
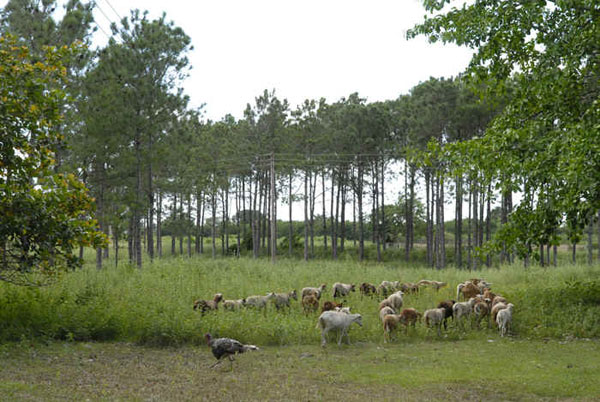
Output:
[0, 35, 105, 286]
[1, 257, 599, 345]
[410, 0, 600, 254]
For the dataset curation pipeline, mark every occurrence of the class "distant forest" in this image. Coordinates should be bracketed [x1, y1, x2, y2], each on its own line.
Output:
[1, 0, 598, 275]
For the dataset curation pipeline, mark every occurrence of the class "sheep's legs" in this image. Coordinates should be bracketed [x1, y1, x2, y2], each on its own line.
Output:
[209, 358, 225, 369]
[321, 328, 330, 347]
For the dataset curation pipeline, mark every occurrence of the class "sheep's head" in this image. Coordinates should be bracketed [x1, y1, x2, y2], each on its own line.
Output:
[213, 293, 224, 303]
[354, 314, 363, 327]
[266, 292, 275, 300]
[350, 284, 356, 292]
[290, 290, 298, 300]
[319, 284, 327, 291]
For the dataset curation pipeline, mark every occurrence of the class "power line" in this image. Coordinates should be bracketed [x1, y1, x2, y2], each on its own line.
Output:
[100, 0, 123, 21]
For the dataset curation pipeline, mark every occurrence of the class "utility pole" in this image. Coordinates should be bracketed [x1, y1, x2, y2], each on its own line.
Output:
[270, 152, 277, 262]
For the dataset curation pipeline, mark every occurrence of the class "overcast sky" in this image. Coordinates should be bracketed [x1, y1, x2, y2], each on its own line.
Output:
[87, 0, 473, 121]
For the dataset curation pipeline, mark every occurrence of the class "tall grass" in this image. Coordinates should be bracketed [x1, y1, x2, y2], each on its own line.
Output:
[1, 257, 599, 345]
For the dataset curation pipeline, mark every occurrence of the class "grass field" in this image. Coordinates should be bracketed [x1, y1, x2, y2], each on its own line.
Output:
[1, 256, 600, 400]
[0, 338, 599, 400]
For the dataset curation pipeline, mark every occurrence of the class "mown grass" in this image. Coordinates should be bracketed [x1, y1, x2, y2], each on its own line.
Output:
[0, 338, 599, 401]
[1, 256, 599, 346]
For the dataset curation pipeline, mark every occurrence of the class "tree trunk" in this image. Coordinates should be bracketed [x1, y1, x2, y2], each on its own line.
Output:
[309, 171, 315, 257]
[304, 171, 309, 261]
[358, 164, 364, 261]
[322, 170, 328, 251]
[456, 175, 463, 268]
[340, 170, 346, 253]
[289, 173, 293, 256]
[270, 154, 276, 263]
[425, 170, 433, 267]
[171, 193, 176, 256]
[485, 184, 491, 267]
[147, 163, 154, 262]
[330, 170, 335, 258]
[212, 190, 216, 259]
[187, 193, 192, 258]
[114, 228, 119, 267]
[196, 191, 202, 254]
[334, 173, 341, 260]
[157, 191, 162, 257]
[467, 181, 472, 270]
[381, 159, 386, 252]
[179, 194, 184, 256]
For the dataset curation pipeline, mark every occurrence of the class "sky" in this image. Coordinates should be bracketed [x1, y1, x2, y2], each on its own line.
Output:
[87, 0, 473, 121]
[1, 0, 478, 219]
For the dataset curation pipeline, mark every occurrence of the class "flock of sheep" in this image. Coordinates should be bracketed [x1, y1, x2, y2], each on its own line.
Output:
[193, 277, 515, 347]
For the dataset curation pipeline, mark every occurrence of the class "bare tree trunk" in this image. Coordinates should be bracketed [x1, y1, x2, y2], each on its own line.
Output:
[179, 194, 184, 256]
[455, 175, 463, 268]
[187, 194, 192, 258]
[330, 170, 335, 258]
[270, 154, 276, 262]
[334, 173, 341, 260]
[467, 181, 472, 270]
[236, 179, 241, 256]
[472, 180, 479, 270]
[309, 171, 316, 257]
[212, 190, 216, 259]
[114, 228, 119, 267]
[381, 159, 386, 252]
[289, 173, 293, 256]
[485, 184, 491, 267]
[147, 165, 154, 262]
[304, 171, 309, 261]
[157, 191, 162, 257]
[195, 191, 202, 254]
[252, 174, 259, 258]
[171, 194, 176, 256]
[322, 170, 328, 251]
[340, 170, 346, 253]
[200, 191, 205, 254]
[358, 164, 364, 261]
[425, 170, 433, 267]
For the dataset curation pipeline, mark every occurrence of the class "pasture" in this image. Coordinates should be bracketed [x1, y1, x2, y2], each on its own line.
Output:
[1, 257, 600, 400]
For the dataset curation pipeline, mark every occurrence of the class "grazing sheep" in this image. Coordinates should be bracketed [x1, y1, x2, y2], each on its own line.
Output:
[457, 282, 480, 301]
[379, 291, 404, 311]
[453, 297, 478, 328]
[399, 308, 421, 329]
[482, 288, 496, 304]
[383, 314, 402, 342]
[437, 299, 455, 327]
[491, 302, 508, 326]
[496, 303, 514, 337]
[301, 284, 327, 300]
[193, 293, 224, 315]
[379, 305, 396, 322]
[473, 299, 491, 328]
[245, 293, 275, 310]
[332, 282, 355, 298]
[321, 300, 343, 313]
[272, 290, 298, 310]
[223, 298, 246, 311]
[424, 308, 446, 336]
[317, 311, 363, 347]
[492, 295, 507, 307]
[359, 282, 377, 299]
[377, 281, 400, 297]
[417, 280, 447, 291]
[302, 294, 319, 314]
[400, 282, 419, 294]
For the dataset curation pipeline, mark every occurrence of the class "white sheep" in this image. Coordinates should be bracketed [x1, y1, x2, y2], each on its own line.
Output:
[301, 284, 327, 300]
[272, 290, 298, 310]
[491, 301, 508, 325]
[333, 306, 351, 314]
[379, 306, 396, 322]
[424, 308, 446, 336]
[496, 303, 514, 337]
[245, 293, 275, 310]
[452, 297, 477, 328]
[317, 311, 363, 347]
[222, 298, 246, 311]
[379, 291, 404, 311]
[332, 282, 355, 298]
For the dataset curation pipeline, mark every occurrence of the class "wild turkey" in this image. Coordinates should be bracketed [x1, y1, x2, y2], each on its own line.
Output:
[205, 333, 259, 370]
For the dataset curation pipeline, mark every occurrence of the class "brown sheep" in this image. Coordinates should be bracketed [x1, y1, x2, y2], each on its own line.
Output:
[302, 294, 319, 314]
[492, 295, 507, 307]
[473, 299, 491, 328]
[399, 308, 421, 329]
[321, 300, 343, 313]
[383, 314, 402, 342]
[457, 282, 480, 300]
[359, 282, 377, 299]
[193, 293, 224, 315]
[491, 302, 508, 325]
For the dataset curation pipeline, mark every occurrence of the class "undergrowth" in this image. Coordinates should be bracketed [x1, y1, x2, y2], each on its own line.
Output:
[0, 258, 599, 345]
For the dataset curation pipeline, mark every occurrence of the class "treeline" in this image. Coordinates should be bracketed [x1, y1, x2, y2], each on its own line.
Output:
[2, 1, 599, 270]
